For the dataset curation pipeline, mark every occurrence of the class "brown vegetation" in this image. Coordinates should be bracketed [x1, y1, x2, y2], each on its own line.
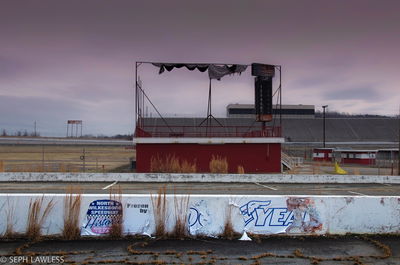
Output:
[4, 197, 16, 238]
[209, 155, 228, 173]
[150, 154, 196, 173]
[180, 160, 197, 173]
[151, 186, 168, 237]
[108, 185, 123, 238]
[0, 145, 134, 172]
[353, 167, 360, 175]
[63, 186, 82, 240]
[237, 165, 245, 174]
[221, 205, 236, 239]
[172, 194, 190, 238]
[26, 196, 54, 240]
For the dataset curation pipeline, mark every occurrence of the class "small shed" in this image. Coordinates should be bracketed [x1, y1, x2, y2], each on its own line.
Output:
[335, 149, 377, 165]
[312, 148, 334, 162]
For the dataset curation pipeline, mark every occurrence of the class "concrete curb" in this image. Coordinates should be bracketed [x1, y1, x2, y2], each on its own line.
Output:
[0, 172, 399, 184]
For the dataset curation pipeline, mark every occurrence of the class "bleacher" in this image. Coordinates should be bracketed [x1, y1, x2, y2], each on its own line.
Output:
[141, 117, 398, 142]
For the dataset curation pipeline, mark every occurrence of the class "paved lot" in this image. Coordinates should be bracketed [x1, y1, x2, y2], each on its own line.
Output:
[0, 235, 399, 264]
[0, 182, 399, 196]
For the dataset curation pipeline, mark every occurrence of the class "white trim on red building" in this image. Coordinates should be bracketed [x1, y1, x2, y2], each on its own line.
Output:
[133, 137, 285, 144]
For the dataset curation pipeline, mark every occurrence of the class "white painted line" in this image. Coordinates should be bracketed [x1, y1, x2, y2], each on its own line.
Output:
[348, 191, 367, 196]
[102, 181, 118, 190]
[254, 182, 278, 191]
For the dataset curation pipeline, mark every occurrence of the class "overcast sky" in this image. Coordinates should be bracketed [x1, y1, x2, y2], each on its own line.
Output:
[1, 0, 399, 136]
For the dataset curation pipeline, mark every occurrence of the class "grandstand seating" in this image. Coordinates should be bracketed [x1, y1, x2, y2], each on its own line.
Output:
[140, 117, 398, 142]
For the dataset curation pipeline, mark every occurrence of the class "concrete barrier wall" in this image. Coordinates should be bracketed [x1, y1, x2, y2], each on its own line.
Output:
[0, 194, 398, 237]
[0, 172, 399, 184]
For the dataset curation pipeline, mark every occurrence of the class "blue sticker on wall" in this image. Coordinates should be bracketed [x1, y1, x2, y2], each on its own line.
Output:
[83, 199, 123, 235]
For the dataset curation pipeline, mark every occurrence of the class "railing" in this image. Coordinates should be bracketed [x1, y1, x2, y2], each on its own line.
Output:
[135, 125, 281, 138]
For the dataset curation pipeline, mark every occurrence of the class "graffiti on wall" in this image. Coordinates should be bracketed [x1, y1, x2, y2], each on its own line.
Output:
[81, 199, 123, 235]
[239, 198, 322, 234]
[187, 200, 211, 235]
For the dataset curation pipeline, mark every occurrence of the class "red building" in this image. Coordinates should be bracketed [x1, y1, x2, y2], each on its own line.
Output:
[135, 125, 283, 173]
[313, 148, 377, 165]
[336, 149, 376, 165]
[312, 148, 334, 162]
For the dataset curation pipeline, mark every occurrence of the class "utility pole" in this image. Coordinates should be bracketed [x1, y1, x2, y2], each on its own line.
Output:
[34, 121, 37, 137]
[398, 106, 400, 175]
[322, 105, 328, 148]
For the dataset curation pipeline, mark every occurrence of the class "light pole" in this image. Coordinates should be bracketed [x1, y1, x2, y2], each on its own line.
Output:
[322, 105, 328, 148]
[398, 106, 400, 175]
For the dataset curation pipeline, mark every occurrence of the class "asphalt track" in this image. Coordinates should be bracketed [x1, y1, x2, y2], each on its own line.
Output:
[1, 182, 399, 196]
[1, 236, 399, 264]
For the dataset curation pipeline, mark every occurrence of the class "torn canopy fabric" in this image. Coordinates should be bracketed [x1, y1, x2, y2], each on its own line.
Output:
[152, 63, 247, 80]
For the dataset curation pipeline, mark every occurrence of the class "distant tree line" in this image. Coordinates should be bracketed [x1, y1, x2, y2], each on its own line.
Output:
[80, 134, 134, 140]
[0, 129, 133, 139]
[315, 111, 394, 118]
[1, 129, 40, 137]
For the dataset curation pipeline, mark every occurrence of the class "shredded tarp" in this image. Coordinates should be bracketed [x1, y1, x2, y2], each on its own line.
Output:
[152, 63, 247, 80]
[208, 64, 247, 80]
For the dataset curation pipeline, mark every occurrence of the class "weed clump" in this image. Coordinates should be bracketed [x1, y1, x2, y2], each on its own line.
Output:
[63, 186, 82, 240]
[26, 196, 54, 240]
[151, 186, 168, 237]
[3, 197, 16, 238]
[108, 185, 123, 238]
[172, 194, 190, 238]
[221, 205, 236, 239]
[150, 154, 196, 173]
[209, 155, 228, 173]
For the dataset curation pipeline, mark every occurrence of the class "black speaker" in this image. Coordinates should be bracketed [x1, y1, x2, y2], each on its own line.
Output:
[251, 63, 275, 77]
[255, 76, 273, 121]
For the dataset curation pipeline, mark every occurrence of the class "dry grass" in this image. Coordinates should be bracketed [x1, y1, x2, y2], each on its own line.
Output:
[150, 154, 180, 173]
[59, 163, 67, 172]
[180, 160, 197, 173]
[353, 167, 360, 175]
[63, 186, 82, 240]
[237, 165, 245, 174]
[171, 194, 190, 238]
[3, 197, 16, 238]
[108, 185, 123, 238]
[312, 162, 321, 174]
[151, 186, 168, 237]
[221, 205, 235, 239]
[0, 145, 134, 172]
[26, 196, 54, 240]
[150, 154, 196, 173]
[209, 155, 228, 173]
[0, 160, 3, 172]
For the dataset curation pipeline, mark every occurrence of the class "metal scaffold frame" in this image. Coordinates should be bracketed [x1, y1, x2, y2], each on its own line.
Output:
[134, 61, 282, 138]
